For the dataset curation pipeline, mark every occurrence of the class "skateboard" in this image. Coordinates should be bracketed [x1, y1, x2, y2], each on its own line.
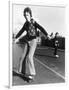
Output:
[13, 70, 34, 83]
[35, 53, 59, 58]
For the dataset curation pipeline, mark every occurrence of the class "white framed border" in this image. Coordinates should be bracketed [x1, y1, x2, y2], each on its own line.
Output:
[9, 1, 13, 88]
[9, 0, 67, 89]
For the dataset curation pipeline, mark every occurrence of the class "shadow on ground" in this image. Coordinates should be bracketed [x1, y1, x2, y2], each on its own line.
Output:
[13, 71, 32, 83]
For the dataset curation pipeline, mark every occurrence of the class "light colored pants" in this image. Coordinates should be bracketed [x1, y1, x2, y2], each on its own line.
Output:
[19, 38, 38, 76]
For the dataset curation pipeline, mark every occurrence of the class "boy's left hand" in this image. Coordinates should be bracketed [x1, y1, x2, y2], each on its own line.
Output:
[47, 35, 51, 40]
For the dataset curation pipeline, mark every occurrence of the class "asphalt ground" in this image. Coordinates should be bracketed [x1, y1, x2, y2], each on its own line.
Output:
[35, 46, 65, 77]
[12, 43, 65, 86]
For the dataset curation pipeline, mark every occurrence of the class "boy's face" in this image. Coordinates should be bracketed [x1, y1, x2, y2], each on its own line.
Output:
[25, 12, 31, 22]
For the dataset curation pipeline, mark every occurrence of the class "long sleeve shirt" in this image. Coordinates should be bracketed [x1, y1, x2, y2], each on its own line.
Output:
[15, 19, 48, 41]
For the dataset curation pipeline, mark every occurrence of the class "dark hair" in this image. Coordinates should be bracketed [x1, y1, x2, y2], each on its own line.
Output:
[24, 7, 32, 17]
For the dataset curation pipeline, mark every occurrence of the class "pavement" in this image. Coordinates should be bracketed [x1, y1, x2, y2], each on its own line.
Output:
[12, 43, 65, 86]
[35, 46, 65, 77]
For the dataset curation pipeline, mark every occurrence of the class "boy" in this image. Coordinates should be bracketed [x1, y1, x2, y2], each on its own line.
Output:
[54, 32, 59, 58]
[15, 7, 50, 80]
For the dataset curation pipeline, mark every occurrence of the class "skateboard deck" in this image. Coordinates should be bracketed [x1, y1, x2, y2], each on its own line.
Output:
[35, 53, 59, 58]
[13, 70, 34, 83]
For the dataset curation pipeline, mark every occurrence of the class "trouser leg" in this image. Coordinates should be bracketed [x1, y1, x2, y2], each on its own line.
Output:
[18, 43, 28, 74]
[27, 39, 37, 76]
[54, 46, 58, 55]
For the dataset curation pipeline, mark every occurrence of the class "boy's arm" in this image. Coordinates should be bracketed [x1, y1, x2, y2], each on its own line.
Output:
[15, 23, 26, 39]
[35, 21, 48, 37]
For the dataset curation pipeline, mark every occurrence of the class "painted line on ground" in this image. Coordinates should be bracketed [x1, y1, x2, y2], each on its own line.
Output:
[34, 57, 65, 80]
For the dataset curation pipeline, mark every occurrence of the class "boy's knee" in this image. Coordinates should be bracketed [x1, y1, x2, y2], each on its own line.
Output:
[28, 54, 32, 60]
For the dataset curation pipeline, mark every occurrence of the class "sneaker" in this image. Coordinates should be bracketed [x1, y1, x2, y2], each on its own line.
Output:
[28, 75, 34, 80]
[55, 55, 59, 58]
